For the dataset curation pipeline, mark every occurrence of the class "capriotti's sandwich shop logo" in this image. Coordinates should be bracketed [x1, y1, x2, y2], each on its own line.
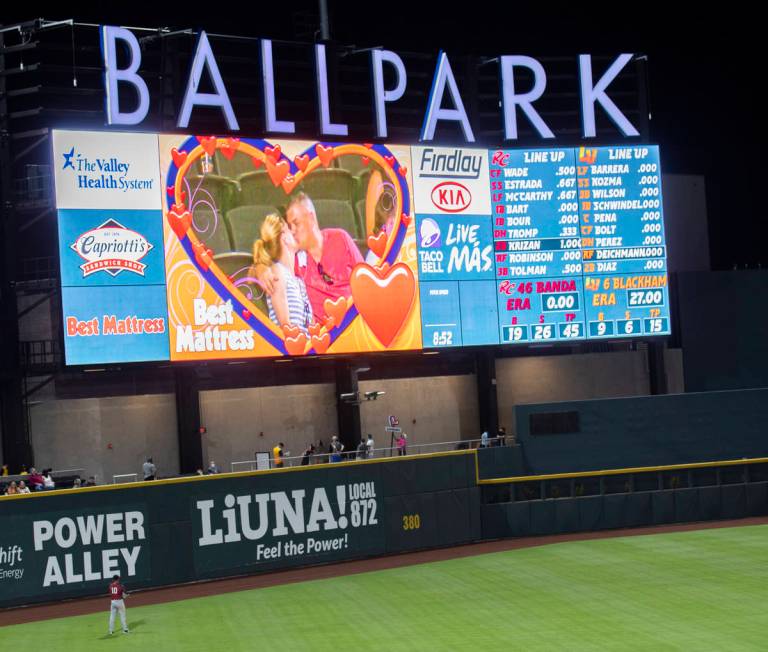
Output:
[71, 219, 153, 278]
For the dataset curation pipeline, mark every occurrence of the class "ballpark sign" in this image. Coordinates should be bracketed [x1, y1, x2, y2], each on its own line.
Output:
[100, 25, 641, 142]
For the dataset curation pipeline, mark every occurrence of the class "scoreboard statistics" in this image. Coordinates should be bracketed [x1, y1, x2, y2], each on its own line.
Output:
[416, 144, 669, 348]
[52, 131, 669, 365]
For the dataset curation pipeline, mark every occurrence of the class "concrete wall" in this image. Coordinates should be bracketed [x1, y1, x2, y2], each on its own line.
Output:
[496, 351, 650, 436]
[199, 383, 337, 470]
[29, 394, 178, 484]
[359, 375, 480, 451]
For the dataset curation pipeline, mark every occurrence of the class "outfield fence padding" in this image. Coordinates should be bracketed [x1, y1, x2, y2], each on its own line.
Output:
[0, 451, 480, 608]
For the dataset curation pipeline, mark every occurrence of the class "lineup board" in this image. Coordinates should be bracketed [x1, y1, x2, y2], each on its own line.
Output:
[415, 144, 669, 347]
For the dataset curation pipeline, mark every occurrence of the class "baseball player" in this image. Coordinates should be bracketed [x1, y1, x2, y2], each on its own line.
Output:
[108, 574, 130, 635]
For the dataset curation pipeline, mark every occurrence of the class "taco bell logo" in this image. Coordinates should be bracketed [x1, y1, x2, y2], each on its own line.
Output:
[71, 219, 152, 277]
[420, 218, 441, 248]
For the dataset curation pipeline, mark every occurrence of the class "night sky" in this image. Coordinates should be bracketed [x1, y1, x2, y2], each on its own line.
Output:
[6, 3, 765, 269]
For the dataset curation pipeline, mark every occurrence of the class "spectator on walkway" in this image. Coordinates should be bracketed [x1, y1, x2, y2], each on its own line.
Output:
[142, 458, 156, 481]
[19, 465, 28, 475]
[366, 434, 375, 459]
[273, 443, 285, 468]
[396, 433, 408, 456]
[42, 469, 55, 490]
[356, 439, 368, 460]
[480, 431, 489, 448]
[5, 481, 19, 495]
[329, 436, 344, 463]
[1, 464, 8, 476]
[28, 467, 45, 490]
[301, 444, 315, 466]
[72, 478, 82, 488]
[497, 427, 507, 447]
[17, 481, 31, 494]
[206, 460, 220, 474]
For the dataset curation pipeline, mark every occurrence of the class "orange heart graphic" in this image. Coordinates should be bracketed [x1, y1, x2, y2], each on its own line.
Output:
[311, 332, 331, 354]
[367, 231, 388, 258]
[282, 324, 301, 339]
[285, 332, 308, 356]
[294, 154, 310, 171]
[197, 135, 217, 156]
[323, 315, 336, 330]
[323, 296, 347, 326]
[364, 143, 373, 148]
[167, 205, 192, 239]
[193, 241, 213, 271]
[361, 156, 370, 166]
[308, 322, 323, 337]
[171, 148, 188, 168]
[167, 186, 187, 204]
[251, 156, 263, 169]
[281, 174, 299, 194]
[350, 263, 416, 347]
[316, 144, 334, 167]
[401, 213, 412, 227]
[241, 309, 251, 320]
[220, 137, 240, 160]
[384, 155, 395, 167]
[398, 166, 408, 177]
[265, 144, 282, 163]
[266, 159, 289, 187]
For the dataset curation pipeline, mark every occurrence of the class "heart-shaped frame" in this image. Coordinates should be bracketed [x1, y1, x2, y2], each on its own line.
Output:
[164, 136, 415, 356]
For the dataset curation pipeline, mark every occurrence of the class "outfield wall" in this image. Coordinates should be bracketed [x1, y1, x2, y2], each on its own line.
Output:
[514, 388, 768, 475]
[0, 451, 480, 608]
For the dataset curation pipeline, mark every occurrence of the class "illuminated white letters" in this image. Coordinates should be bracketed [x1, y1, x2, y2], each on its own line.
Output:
[261, 39, 296, 134]
[420, 51, 475, 143]
[579, 54, 640, 138]
[315, 44, 349, 137]
[500, 55, 554, 140]
[178, 31, 239, 130]
[101, 26, 150, 126]
[371, 50, 407, 138]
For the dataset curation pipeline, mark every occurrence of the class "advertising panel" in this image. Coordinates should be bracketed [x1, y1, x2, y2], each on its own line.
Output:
[52, 131, 671, 365]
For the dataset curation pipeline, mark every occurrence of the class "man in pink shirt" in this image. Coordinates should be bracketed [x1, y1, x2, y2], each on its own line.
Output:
[257, 192, 363, 322]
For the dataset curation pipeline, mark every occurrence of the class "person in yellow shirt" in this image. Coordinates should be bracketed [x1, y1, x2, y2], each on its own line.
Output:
[273, 442, 285, 468]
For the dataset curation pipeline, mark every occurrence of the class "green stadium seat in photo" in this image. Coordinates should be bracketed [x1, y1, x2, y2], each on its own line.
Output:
[191, 207, 234, 253]
[237, 170, 289, 208]
[227, 204, 278, 251]
[185, 174, 240, 217]
[212, 252, 270, 317]
[214, 150, 253, 179]
[336, 152, 368, 176]
[299, 168, 355, 202]
[313, 199, 360, 240]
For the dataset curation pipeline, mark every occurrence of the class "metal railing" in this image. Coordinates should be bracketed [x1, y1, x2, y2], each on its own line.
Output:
[229, 437, 505, 472]
[113, 473, 138, 484]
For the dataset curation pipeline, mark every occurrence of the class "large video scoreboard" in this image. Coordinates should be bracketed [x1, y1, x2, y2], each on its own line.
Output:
[53, 131, 669, 365]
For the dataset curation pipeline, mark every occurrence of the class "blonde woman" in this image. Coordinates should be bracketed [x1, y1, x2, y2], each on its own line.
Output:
[253, 213, 313, 334]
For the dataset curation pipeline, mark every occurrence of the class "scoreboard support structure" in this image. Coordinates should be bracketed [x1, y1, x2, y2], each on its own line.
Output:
[647, 341, 668, 395]
[0, 29, 34, 471]
[476, 351, 499, 437]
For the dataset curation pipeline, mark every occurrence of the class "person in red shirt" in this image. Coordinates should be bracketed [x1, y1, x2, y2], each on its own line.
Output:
[108, 575, 130, 635]
[256, 192, 363, 322]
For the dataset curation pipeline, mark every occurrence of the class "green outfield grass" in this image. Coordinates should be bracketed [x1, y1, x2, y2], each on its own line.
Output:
[2, 524, 767, 651]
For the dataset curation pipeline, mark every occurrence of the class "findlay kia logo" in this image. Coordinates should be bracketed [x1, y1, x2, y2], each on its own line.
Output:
[71, 219, 152, 278]
[418, 148, 484, 179]
[430, 181, 472, 213]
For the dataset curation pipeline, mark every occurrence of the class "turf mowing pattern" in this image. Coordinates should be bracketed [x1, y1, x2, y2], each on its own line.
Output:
[2, 524, 766, 650]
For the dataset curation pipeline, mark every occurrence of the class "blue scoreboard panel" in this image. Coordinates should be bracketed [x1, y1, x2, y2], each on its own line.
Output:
[414, 144, 670, 347]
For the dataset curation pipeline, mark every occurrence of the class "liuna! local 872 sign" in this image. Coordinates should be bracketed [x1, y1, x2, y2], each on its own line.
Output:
[53, 130, 670, 365]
